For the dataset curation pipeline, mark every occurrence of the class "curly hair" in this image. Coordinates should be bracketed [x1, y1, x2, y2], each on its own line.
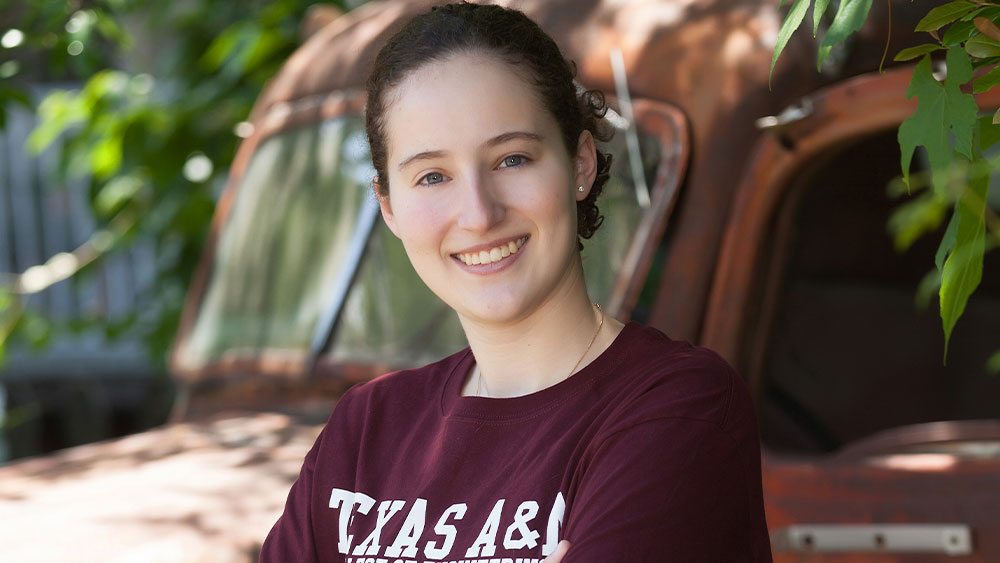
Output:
[364, 2, 613, 243]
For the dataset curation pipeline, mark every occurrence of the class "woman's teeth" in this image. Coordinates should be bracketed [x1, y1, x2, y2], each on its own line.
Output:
[458, 237, 526, 266]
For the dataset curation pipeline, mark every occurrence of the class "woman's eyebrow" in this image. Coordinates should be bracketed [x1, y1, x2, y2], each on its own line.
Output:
[484, 131, 543, 147]
[397, 150, 447, 171]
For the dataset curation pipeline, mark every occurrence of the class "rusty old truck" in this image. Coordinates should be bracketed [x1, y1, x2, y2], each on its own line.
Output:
[1, 0, 998, 561]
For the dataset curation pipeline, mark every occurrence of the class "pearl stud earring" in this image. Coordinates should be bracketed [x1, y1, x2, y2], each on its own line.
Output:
[578, 185, 585, 192]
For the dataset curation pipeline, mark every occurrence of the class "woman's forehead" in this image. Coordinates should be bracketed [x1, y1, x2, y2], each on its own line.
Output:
[383, 53, 556, 161]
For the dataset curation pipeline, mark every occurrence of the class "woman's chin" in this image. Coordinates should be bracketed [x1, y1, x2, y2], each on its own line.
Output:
[455, 299, 533, 327]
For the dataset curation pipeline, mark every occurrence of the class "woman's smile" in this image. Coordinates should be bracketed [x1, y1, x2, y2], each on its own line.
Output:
[451, 235, 530, 268]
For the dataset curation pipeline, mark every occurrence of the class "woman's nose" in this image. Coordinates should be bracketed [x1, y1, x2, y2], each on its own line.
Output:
[456, 176, 505, 232]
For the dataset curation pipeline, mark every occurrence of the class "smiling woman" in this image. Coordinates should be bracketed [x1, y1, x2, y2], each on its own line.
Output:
[261, 3, 772, 562]
[379, 53, 592, 338]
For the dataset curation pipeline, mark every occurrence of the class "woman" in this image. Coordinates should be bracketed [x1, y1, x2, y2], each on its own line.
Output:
[262, 3, 771, 562]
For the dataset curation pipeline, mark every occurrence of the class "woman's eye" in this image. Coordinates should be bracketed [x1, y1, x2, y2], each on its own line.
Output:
[419, 172, 446, 185]
[500, 155, 526, 168]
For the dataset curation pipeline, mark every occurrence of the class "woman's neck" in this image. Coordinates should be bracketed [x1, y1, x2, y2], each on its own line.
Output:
[458, 272, 625, 398]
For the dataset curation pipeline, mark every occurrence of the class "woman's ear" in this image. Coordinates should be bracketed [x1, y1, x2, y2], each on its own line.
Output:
[374, 178, 401, 239]
[574, 130, 598, 200]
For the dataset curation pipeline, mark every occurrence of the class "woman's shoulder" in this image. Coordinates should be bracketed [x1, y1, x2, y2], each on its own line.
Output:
[334, 347, 472, 413]
[600, 322, 753, 435]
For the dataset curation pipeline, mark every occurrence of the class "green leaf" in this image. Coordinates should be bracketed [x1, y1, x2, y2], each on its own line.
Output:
[942, 20, 978, 45]
[93, 9, 132, 48]
[888, 191, 948, 251]
[813, 0, 832, 36]
[898, 49, 978, 191]
[817, 0, 873, 70]
[963, 6, 1000, 22]
[0, 86, 32, 109]
[201, 23, 245, 71]
[915, 268, 942, 311]
[995, 107, 1000, 124]
[895, 43, 945, 61]
[972, 55, 1000, 69]
[916, 0, 978, 32]
[973, 64, 1000, 92]
[988, 350, 1000, 374]
[960, 6, 990, 22]
[95, 175, 144, 217]
[936, 209, 959, 271]
[90, 133, 123, 179]
[939, 154, 988, 360]
[979, 115, 1000, 150]
[770, 0, 812, 88]
[966, 34, 1000, 58]
[27, 90, 88, 153]
[239, 28, 284, 72]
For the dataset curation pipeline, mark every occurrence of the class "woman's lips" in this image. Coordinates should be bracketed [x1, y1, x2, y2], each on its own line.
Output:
[453, 235, 528, 266]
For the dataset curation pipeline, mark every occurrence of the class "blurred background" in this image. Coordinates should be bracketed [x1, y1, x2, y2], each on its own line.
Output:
[0, 1, 360, 560]
[0, 0, 364, 462]
[1, 0, 999, 561]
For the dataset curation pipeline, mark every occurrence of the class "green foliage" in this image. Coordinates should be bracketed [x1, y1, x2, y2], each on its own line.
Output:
[769, 0, 874, 84]
[937, 210, 959, 272]
[817, 0, 873, 70]
[774, 0, 1000, 366]
[939, 153, 988, 358]
[898, 49, 978, 192]
[894, 43, 944, 61]
[988, 350, 1000, 374]
[965, 34, 1000, 58]
[887, 188, 948, 251]
[813, 0, 832, 36]
[771, 0, 811, 87]
[973, 64, 1000, 92]
[0, 86, 31, 129]
[0, 1, 353, 366]
[915, 1, 977, 32]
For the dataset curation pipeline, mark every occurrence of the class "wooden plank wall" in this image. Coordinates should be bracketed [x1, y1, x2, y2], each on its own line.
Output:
[0, 87, 164, 463]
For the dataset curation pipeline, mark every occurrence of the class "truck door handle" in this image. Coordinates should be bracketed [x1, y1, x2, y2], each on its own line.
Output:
[771, 524, 973, 555]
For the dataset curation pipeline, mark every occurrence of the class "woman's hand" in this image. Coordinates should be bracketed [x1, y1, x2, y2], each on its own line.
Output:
[541, 541, 571, 563]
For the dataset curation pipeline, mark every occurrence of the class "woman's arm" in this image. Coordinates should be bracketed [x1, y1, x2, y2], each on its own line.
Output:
[259, 434, 325, 563]
[561, 417, 771, 562]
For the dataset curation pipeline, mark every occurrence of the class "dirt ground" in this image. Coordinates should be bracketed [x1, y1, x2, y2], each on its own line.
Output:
[0, 410, 328, 562]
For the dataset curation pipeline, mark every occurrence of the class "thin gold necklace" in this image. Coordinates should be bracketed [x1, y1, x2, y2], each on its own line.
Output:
[476, 303, 605, 398]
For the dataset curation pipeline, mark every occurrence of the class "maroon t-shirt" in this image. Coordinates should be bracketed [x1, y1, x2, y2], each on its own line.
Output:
[261, 322, 772, 562]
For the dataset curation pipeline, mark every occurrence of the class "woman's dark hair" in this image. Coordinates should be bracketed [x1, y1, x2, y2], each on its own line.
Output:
[364, 1, 613, 242]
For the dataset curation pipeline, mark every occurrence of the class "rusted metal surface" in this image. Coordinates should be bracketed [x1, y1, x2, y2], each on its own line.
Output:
[605, 99, 689, 317]
[643, 0, 927, 342]
[764, 455, 1000, 562]
[702, 66, 1000, 383]
[833, 421, 1000, 461]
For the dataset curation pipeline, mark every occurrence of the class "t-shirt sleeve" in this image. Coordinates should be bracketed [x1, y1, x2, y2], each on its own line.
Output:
[259, 425, 326, 563]
[561, 407, 771, 561]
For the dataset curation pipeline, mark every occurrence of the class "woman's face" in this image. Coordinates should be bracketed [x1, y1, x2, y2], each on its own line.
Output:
[378, 52, 596, 326]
